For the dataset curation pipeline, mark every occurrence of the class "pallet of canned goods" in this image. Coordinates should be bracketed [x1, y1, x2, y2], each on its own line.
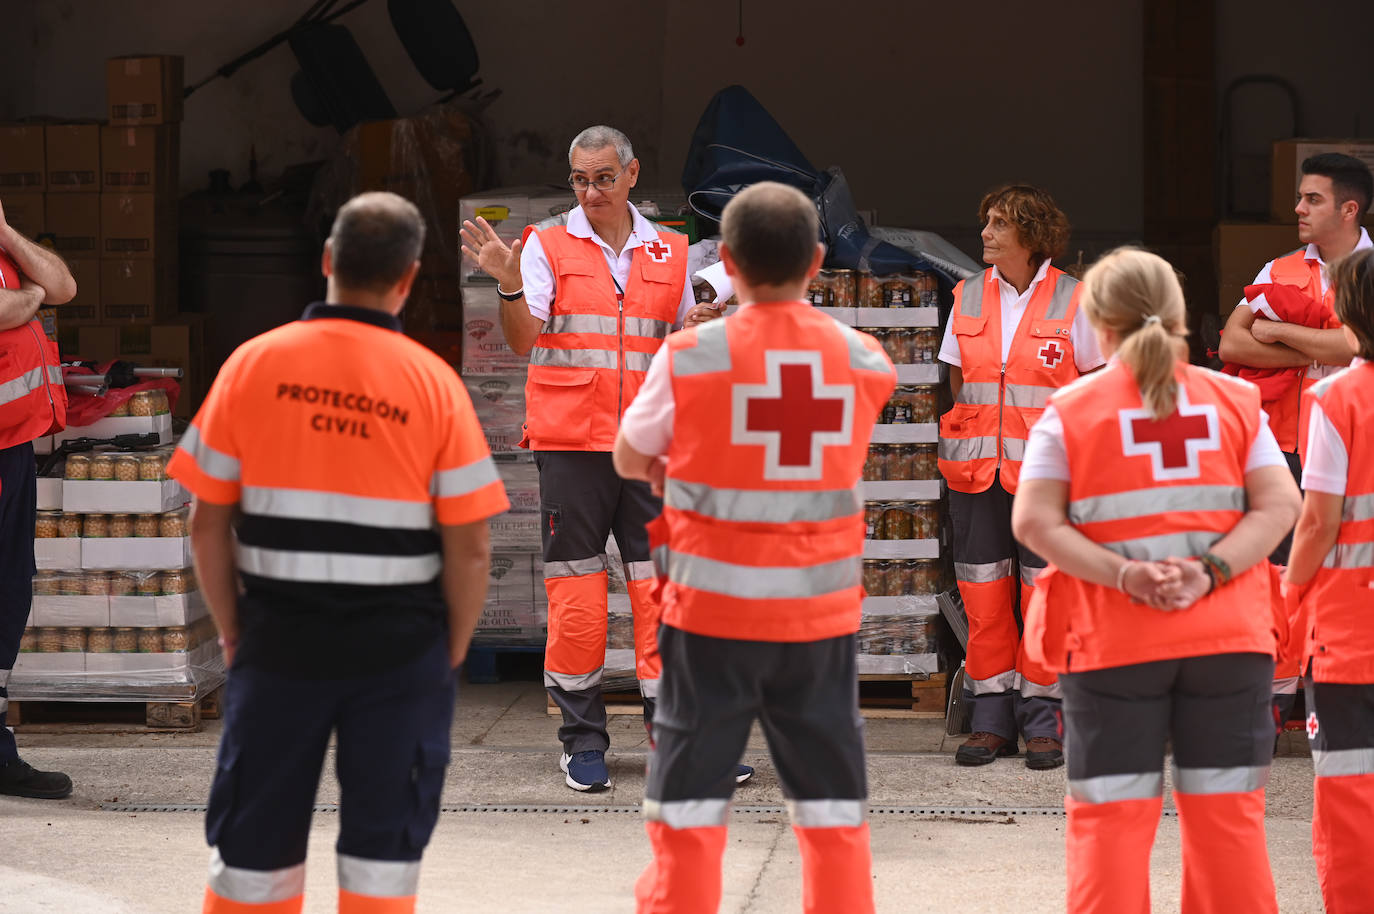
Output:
[855, 270, 940, 309]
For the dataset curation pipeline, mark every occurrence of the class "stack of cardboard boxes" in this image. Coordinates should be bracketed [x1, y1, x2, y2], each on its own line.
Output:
[1215, 138, 1374, 316]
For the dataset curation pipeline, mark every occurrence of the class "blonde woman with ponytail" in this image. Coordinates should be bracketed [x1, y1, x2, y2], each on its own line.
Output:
[1010, 248, 1300, 914]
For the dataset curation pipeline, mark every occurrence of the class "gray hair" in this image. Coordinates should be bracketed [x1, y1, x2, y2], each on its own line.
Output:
[568, 125, 634, 167]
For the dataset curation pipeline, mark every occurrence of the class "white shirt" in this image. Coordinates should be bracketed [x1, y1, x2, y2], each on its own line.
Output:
[1300, 358, 1368, 495]
[619, 341, 677, 457]
[519, 203, 730, 327]
[1020, 372, 1287, 483]
[1242, 227, 1373, 310]
[938, 260, 1105, 370]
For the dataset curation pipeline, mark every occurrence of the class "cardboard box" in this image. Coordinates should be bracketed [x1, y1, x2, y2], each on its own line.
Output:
[60, 258, 101, 323]
[1, 192, 44, 237]
[37, 477, 62, 510]
[101, 193, 173, 258]
[485, 554, 538, 604]
[0, 124, 45, 190]
[68, 320, 203, 417]
[458, 187, 572, 283]
[106, 56, 184, 125]
[82, 536, 191, 571]
[1271, 139, 1374, 223]
[464, 374, 529, 457]
[100, 258, 178, 322]
[460, 286, 531, 375]
[44, 124, 100, 192]
[13, 653, 86, 675]
[44, 194, 100, 257]
[1214, 222, 1305, 314]
[498, 460, 540, 514]
[101, 125, 178, 192]
[55, 413, 172, 447]
[110, 590, 208, 628]
[34, 538, 82, 571]
[62, 478, 189, 514]
[31, 595, 110, 627]
[490, 512, 541, 551]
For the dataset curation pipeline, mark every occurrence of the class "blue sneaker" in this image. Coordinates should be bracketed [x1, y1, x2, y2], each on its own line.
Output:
[560, 750, 611, 791]
[734, 763, 754, 785]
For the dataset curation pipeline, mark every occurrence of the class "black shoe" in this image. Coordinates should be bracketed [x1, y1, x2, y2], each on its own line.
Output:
[955, 732, 1018, 766]
[0, 759, 74, 799]
[1025, 737, 1066, 771]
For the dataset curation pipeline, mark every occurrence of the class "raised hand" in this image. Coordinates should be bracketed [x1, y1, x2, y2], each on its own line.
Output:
[459, 216, 522, 290]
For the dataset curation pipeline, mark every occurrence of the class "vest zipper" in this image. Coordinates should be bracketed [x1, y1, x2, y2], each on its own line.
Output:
[995, 363, 1006, 472]
[617, 295, 625, 423]
[27, 320, 58, 429]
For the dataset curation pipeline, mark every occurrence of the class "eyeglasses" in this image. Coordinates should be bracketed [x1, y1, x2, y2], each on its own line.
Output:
[568, 169, 625, 192]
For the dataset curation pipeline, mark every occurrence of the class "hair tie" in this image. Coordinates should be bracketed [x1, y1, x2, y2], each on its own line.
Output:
[1142, 315, 1162, 327]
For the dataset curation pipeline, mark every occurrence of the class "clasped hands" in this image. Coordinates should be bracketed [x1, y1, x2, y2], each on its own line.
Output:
[1118, 557, 1212, 611]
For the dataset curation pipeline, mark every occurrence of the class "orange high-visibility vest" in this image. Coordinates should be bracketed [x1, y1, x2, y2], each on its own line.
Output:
[938, 266, 1083, 494]
[1301, 361, 1374, 682]
[653, 300, 895, 642]
[520, 224, 685, 452]
[1023, 361, 1275, 673]
[1258, 249, 1341, 454]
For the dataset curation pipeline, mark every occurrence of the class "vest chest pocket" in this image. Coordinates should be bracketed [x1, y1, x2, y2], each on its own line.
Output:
[525, 370, 599, 444]
[951, 312, 986, 338]
[1026, 320, 1074, 378]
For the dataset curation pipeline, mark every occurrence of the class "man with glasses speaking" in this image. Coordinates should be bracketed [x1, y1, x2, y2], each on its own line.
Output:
[460, 125, 743, 792]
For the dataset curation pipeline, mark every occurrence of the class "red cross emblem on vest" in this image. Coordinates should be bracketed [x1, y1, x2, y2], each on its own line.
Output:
[1306, 712, 1319, 739]
[732, 351, 855, 480]
[643, 238, 672, 263]
[1038, 340, 1065, 369]
[1118, 387, 1220, 481]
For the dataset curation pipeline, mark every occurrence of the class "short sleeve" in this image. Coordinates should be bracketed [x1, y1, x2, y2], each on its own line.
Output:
[1019, 406, 1070, 482]
[167, 350, 245, 505]
[937, 310, 961, 367]
[1071, 307, 1107, 372]
[518, 230, 556, 323]
[619, 346, 676, 457]
[1244, 410, 1289, 473]
[1300, 400, 1349, 495]
[430, 376, 512, 525]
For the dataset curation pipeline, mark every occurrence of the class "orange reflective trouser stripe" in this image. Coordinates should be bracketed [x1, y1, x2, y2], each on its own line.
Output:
[961, 577, 1018, 686]
[1174, 788, 1276, 914]
[1065, 794, 1160, 914]
[544, 571, 609, 679]
[627, 577, 662, 687]
[338, 890, 415, 914]
[635, 822, 728, 913]
[203, 889, 303, 914]
[1313, 773, 1374, 913]
[1016, 582, 1058, 693]
[795, 824, 875, 914]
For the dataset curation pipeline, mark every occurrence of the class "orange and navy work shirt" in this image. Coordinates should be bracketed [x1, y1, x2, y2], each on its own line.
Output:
[168, 303, 509, 675]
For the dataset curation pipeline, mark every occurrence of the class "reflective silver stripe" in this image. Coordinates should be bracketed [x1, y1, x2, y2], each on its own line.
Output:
[666, 550, 859, 599]
[1101, 530, 1222, 561]
[624, 350, 655, 373]
[1019, 678, 1060, 700]
[1001, 438, 1026, 461]
[1020, 564, 1046, 586]
[939, 435, 999, 462]
[1325, 541, 1374, 570]
[1069, 485, 1245, 526]
[788, 799, 866, 828]
[178, 424, 241, 483]
[46, 364, 63, 385]
[1344, 493, 1374, 523]
[546, 314, 619, 335]
[639, 677, 660, 699]
[1004, 383, 1056, 409]
[0, 366, 50, 407]
[644, 798, 731, 828]
[958, 273, 988, 318]
[955, 559, 1014, 584]
[1044, 275, 1078, 321]
[1272, 676, 1299, 696]
[544, 667, 603, 691]
[530, 347, 618, 369]
[956, 382, 1000, 406]
[967, 670, 1018, 695]
[671, 319, 731, 376]
[624, 316, 672, 339]
[665, 479, 860, 524]
[242, 486, 433, 530]
[837, 322, 892, 373]
[1313, 748, 1374, 778]
[207, 847, 304, 904]
[1068, 772, 1163, 805]
[624, 561, 657, 581]
[651, 543, 669, 577]
[1173, 765, 1269, 795]
[337, 854, 420, 898]
[544, 555, 608, 579]
[432, 457, 501, 500]
[237, 545, 440, 585]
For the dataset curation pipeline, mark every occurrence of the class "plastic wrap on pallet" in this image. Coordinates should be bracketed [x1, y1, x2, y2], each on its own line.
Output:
[854, 652, 941, 677]
[461, 285, 532, 375]
[602, 647, 638, 693]
[9, 624, 226, 702]
[465, 375, 531, 459]
[857, 612, 940, 658]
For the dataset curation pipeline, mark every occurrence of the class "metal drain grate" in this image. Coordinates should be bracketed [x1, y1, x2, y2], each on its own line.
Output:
[99, 802, 1177, 818]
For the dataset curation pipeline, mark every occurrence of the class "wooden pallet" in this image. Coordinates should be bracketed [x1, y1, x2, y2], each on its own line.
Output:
[547, 673, 948, 720]
[8, 686, 222, 732]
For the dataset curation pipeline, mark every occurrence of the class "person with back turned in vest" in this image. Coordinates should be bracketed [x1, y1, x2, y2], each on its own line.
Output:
[937, 184, 1105, 768]
[1218, 153, 1371, 731]
[1284, 247, 1374, 914]
[460, 125, 751, 792]
[614, 182, 895, 914]
[171, 192, 510, 914]
[0, 197, 77, 800]
[1014, 247, 1300, 914]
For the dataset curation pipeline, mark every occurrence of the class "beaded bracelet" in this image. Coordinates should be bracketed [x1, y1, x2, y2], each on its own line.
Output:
[1198, 552, 1232, 587]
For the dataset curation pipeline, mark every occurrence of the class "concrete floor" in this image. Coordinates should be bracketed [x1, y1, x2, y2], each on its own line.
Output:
[0, 680, 1325, 913]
